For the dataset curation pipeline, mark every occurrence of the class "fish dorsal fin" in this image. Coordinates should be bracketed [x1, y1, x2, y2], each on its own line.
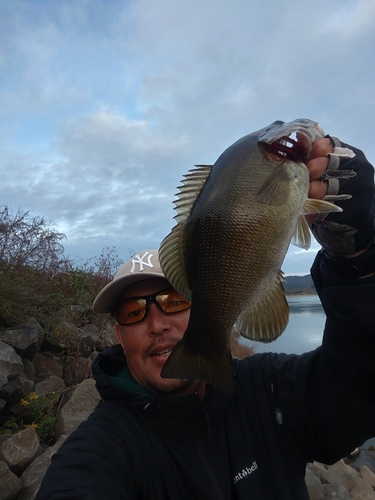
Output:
[174, 165, 212, 223]
[255, 162, 294, 205]
[236, 272, 289, 342]
[159, 164, 213, 300]
[292, 215, 311, 249]
[303, 198, 342, 215]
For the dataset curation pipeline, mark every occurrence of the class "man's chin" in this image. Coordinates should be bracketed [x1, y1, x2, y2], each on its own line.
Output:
[145, 378, 196, 398]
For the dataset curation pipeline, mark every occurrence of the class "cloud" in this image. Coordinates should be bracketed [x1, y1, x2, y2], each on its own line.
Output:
[0, 0, 374, 273]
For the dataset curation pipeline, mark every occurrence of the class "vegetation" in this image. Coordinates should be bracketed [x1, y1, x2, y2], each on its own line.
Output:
[0, 205, 124, 441]
[0, 205, 122, 328]
[0, 392, 59, 445]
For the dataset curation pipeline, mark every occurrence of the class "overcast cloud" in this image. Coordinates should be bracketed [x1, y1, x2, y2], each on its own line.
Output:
[0, 0, 374, 274]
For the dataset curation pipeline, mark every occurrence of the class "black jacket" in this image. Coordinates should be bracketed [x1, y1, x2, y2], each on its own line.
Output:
[36, 252, 375, 499]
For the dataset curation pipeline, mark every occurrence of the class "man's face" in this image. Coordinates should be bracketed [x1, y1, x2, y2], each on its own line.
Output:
[115, 277, 205, 398]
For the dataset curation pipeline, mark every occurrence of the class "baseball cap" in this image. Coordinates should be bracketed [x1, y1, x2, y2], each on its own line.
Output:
[93, 249, 166, 313]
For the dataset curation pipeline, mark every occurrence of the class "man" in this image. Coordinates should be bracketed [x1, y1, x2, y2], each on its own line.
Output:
[36, 135, 375, 499]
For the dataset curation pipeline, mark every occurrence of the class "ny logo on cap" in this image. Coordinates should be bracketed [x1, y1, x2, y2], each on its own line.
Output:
[130, 252, 154, 273]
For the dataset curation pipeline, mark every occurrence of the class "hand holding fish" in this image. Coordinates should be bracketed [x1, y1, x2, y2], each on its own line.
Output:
[306, 135, 375, 257]
[306, 137, 333, 200]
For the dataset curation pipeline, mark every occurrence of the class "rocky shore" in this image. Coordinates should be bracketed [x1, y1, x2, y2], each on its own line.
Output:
[1, 316, 375, 500]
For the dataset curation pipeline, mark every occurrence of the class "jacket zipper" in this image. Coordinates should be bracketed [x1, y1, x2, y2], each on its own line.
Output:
[195, 401, 226, 499]
[201, 401, 212, 441]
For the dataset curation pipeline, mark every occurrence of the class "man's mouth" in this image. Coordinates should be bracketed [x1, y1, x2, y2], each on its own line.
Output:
[152, 348, 173, 357]
[148, 344, 175, 358]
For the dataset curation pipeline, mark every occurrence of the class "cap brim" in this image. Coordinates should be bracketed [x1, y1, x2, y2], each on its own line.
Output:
[93, 271, 165, 313]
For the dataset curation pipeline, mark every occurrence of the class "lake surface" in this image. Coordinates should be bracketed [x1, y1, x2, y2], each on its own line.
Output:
[249, 295, 326, 355]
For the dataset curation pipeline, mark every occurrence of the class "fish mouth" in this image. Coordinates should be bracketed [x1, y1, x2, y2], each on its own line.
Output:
[258, 118, 325, 162]
[259, 134, 308, 161]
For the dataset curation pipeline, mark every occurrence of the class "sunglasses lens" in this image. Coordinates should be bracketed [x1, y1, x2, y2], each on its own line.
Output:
[116, 298, 147, 325]
[115, 288, 191, 325]
[156, 289, 191, 313]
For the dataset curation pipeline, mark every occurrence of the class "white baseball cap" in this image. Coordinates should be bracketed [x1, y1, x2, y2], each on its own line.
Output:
[93, 249, 166, 313]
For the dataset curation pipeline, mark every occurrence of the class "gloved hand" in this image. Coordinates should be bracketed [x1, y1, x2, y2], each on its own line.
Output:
[306, 136, 375, 256]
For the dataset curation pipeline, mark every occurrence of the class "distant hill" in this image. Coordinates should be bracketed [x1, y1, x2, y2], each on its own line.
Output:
[282, 274, 316, 295]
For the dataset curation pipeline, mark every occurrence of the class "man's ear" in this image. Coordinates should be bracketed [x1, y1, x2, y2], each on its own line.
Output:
[115, 323, 126, 352]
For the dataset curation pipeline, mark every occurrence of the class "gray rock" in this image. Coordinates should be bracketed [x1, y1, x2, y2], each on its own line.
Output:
[0, 460, 22, 500]
[32, 352, 64, 378]
[0, 318, 44, 357]
[0, 342, 23, 388]
[18, 435, 67, 500]
[55, 322, 95, 357]
[305, 466, 323, 500]
[22, 359, 35, 381]
[62, 355, 92, 386]
[321, 459, 358, 491]
[0, 428, 42, 475]
[351, 472, 375, 498]
[33, 374, 65, 398]
[322, 482, 352, 499]
[55, 378, 100, 438]
[361, 465, 375, 488]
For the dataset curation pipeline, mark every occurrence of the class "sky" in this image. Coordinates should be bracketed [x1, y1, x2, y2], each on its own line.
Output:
[1, 0, 374, 275]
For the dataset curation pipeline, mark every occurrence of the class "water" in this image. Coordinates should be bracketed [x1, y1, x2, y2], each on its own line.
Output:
[249, 295, 326, 355]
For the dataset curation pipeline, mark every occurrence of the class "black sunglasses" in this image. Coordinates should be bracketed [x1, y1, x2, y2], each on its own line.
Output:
[114, 287, 191, 325]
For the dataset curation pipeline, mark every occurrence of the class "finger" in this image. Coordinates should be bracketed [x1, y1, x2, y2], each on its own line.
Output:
[308, 179, 328, 199]
[306, 156, 330, 181]
[308, 137, 334, 160]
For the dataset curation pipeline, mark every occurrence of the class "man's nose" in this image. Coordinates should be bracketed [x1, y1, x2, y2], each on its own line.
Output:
[146, 302, 171, 334]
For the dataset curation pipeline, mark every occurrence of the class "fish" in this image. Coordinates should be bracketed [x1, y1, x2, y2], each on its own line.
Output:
[159, 118, 342, 394]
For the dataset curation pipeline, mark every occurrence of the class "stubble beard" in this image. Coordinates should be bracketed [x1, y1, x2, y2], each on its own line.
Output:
[145, 377, 197, 398]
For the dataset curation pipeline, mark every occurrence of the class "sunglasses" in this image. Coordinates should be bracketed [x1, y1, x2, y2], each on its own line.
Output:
[114, 287, 191, 325]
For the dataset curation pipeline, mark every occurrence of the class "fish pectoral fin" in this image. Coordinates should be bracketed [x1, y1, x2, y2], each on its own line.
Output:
[292, 215, 311, 249]
[255, 162, 294, 205]
[236, 274, 289, 342]
[303, 198, 343, 215]
[161, 338, 235, 395]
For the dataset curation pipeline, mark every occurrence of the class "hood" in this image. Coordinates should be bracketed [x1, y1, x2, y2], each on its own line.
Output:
[91, 344, 233, 437]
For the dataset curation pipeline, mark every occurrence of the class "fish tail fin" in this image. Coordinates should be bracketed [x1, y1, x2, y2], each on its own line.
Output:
[161, 339, 235, 395]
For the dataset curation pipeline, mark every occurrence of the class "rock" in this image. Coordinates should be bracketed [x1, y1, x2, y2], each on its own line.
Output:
[40, 331, 64, 353]
[308, 461, 326, 478]
[0, 428, 42, 475]
[361, 465, 375, 488]
[0, 318, 44, 357]
[322, 482, 352, 499]
[55, 378, 100, 438]
[0, 342, 23, 388]
[32, 352, 64, 378]
[0, 371, 34, 406]
[305, 466, 323, 500]
[55, 322, 95, 357]
[22, 359, 35, 381]
[18, 435, 67, 500]
[350, 449, 375, 474]
[0, 460, 22, 500]
[33, 374, 65, 398]
[321, 459, 357, 491]
[351, 472, 375, 498]
[63, 355, 92, 386]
